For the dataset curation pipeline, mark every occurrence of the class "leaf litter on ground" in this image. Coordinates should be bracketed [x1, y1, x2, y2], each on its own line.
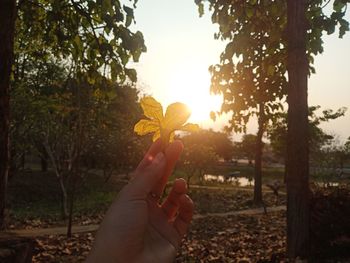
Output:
[32, 211, 287, 263]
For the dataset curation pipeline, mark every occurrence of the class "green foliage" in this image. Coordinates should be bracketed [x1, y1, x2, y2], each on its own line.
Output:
[345, 137, 350, 149]
[182, 129, 234, 161]
[84, 83, 149, 176]
[10, 54, 147, 218]
[8, 170, 124, 222]
[179, 129, 234, 183]
[8, 0, 148, 228]
[195, 0, 350, 132]
[15, 0, 146, 83]
[311, 138, 350, 182]
[180, 144, 218, 176]
[267, 106, 347, 162]
[180, 135, 218, 184]
[235, 134, 259, 164]
[196, 0, 288, 133]
[10, 57, 68, 174]
[10, 0, 148, 207]
[307, 0, 350, 74]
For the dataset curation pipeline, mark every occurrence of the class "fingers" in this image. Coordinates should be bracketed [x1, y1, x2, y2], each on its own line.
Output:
[151, 140, 184, 197]
[123, 139, 183, 201]
[124, 152, 166, 200]
[173, 194, 194, 239]
[161, 179, 187, 220]
[136, 139, 163, 171]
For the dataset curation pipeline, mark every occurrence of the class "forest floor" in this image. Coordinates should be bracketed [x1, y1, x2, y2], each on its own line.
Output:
[2, 209, 287, 263]
[1, 205, 286, 238]
[6, 174, 288, 262]
[5, 169, 349, 262]
[4, 169, 289, 262]
[7, 169, 286, 230]
[3, 203, 287, 262]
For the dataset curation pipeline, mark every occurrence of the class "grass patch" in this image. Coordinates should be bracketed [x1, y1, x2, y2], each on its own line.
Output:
[7, 169, 125, 223]
[6, 164, 298, 225]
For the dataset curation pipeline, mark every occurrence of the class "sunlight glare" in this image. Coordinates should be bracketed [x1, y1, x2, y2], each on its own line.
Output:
[167, 64, 222, 125]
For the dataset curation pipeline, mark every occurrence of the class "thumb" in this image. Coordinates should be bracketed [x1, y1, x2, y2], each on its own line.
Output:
[124, 152, 166, 200]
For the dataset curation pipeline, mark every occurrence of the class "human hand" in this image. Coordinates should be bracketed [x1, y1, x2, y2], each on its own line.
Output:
[86, 139, 194, 263]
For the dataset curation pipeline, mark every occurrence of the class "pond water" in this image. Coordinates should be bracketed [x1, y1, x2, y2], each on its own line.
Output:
[315, 182, 339, 187]
[203, 174, 342, 188]
[204, 174, 254, 187]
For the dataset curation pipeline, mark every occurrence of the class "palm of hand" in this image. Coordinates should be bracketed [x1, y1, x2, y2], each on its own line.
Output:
[121, 183, 191, 263]
[141, 200, 179, 263]
[87, 140, 193, 263]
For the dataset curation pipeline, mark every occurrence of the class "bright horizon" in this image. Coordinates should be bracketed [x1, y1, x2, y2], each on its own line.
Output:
[131, 0, 350, 142]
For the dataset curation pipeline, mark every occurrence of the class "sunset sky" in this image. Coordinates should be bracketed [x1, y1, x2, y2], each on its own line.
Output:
[131, 0, 350, 142]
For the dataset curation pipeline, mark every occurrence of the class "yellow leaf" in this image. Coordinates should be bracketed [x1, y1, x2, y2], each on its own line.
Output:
[152, 129, 161, 142]
[140, 96, 163, 121]
[169, 131, 175, 142]
[135, 97, 198, 147]
[159, 129, 175, 144]
[180, 123, 200, 133]
[134, 119, 159, 135]
[163, 102, 191, 131]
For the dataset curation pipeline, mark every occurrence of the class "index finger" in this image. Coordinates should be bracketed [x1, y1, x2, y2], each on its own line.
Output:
[136, 139, 162, 171]
[151, 140, 183, 197]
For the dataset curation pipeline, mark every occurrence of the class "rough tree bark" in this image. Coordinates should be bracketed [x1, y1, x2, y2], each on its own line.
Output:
[286, 0, 310, 259]
[0, 0, 17, 229]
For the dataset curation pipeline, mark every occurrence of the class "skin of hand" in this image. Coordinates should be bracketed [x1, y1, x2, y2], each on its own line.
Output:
[86, 139, 194, 263]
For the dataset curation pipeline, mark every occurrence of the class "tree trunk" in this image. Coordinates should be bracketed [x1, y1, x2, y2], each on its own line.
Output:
[286, 0, 310, 259]
[20, 153, 25, 170]
[67, 83, 83, 237]
[186, 172, 193, 191]
[103, 167, 114, 183]
[43, 141, 69, 218]
[59, 175, 69, 219]
[67, 171, 78, 237]
[0, 0, 17, 230]
[40, 155, 48, 172]
[254, 104, 265, 205]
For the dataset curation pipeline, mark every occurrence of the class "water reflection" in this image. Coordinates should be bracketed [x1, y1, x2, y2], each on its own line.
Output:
[204, 174, 254, 187]
[315, 182, 339, 187]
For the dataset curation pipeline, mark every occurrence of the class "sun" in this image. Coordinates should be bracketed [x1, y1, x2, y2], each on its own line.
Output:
[166, 63, 222, 125]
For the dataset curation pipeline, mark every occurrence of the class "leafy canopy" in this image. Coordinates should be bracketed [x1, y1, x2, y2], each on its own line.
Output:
[195, 0, 288, 133]
[16, 0, 147, 83]
[195, 0, 350, 132]
[267, 106, 347, 161]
